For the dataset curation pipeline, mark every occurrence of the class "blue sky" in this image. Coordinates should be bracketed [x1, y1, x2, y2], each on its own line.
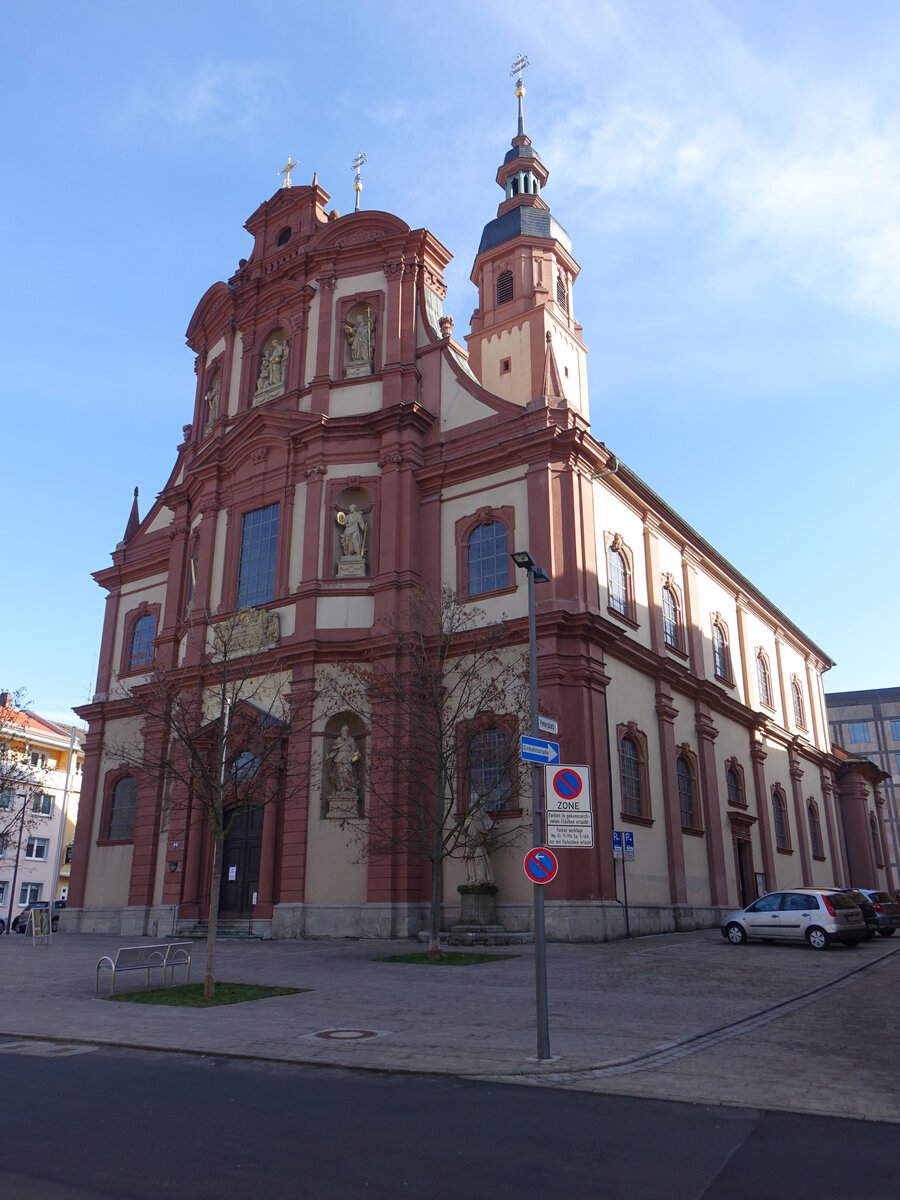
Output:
[3, 0, 898, 721]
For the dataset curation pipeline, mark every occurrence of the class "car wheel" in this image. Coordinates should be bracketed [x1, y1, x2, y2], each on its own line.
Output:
[51, 919, 59, 932]
[725, 922, 747, 945]
[878, 928, 896, 937]
[807, 926, 830, 951]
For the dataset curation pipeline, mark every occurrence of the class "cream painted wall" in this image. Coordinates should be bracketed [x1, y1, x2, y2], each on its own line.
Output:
[303, 294, 319, 389]
[145, 506, 174, 535]
[478, 321, 532, 405]
[440, 359, 501, 430]
[209, 509, 228, 614]
[592, 484, 652, 652]
[694, 574, 744, 704]
[205, 337, 226, 367]
[440, 474, 529, 622]
[110, 580, 168, 691]
[316, 595, 375, 629]
[304, 805, 367, 902]
[83, 715, 145, 907]
[550, 325, 586, 412]
[289, 484, 306, 592]
[605, 659, 672, 905]
[330, 381, 382, 416]
[228, 336, 244, 417]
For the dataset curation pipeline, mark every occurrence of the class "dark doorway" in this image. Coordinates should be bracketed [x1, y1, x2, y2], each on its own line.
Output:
[219, 807, 263, 917]
[735, 838, 755, 907]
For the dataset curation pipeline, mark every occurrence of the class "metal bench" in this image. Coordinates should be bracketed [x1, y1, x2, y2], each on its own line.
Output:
[96, 941, 193, 994]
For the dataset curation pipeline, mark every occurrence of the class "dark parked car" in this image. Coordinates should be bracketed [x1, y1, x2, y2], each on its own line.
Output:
[839, 889, 879, 939]
[857, 889, 900, 937]
[11, 899, 66, 934]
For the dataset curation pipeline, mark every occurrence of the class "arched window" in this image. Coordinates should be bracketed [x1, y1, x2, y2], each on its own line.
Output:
[792, 680, 806, 729]
[757, 651, 772, 708]
[467, 521, 509, 595]
[608, 549, 628, 616]
[807, 801, 823, 858]
[556, 274, 568, 311]
[677, 755, 696, 829]
[726, 767, 743, 807]
[129, 614, 156, 671]
[662, 585, 679, 648]
[620, 737, 642, 817]
[772, 789, 789, 851]
[870, 814, 883, 867]
[469, 727, 513, 812]
[496, 270, 514, 306]
[712, 618, 731, 682]
[107, 776, 136, 842]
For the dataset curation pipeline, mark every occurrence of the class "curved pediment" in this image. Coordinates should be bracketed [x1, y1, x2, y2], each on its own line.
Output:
[309, 209, 410, 254]
[186, 281, 234, 350]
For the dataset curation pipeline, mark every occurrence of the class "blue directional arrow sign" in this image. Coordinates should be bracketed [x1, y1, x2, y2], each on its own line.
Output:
[520, 735, 560, 765]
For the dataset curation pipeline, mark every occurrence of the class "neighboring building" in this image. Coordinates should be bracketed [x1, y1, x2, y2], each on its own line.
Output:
[67, 79, 893, 942]
[826, 687, 900, 880]
[0, 691, 83, 926]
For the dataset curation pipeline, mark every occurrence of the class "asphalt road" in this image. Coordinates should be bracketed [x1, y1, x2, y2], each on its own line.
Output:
[1, 1045, 898, 1200]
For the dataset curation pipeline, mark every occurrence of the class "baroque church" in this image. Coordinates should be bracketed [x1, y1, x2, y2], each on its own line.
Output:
[67, 73, 894, 940]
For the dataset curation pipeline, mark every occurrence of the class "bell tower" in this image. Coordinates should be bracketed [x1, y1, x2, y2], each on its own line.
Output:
[466, 57, 589, 415]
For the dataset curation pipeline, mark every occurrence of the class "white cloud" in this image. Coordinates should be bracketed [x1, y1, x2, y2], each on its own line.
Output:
[544, 72, 900, 329]
[130, 60, 276, 130]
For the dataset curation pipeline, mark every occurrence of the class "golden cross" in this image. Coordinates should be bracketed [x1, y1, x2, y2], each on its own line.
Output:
[279, 155, 299, 189]
[510, 53, 530, 82]
[351, 150, 368, 211]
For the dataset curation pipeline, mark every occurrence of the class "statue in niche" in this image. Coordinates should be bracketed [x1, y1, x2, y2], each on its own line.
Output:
[254, 335, 289, 399]
[335, 504, 369, 577]
[327, 725, 362, 815]
[463, 807, 495, 886]
[203, 373, 220, 430]
[343, 306, 374, 377]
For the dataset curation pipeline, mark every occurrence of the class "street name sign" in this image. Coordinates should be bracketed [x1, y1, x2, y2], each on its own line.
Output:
[538, 714, 559, 736]
[545, 764, 593, 848]
[520, 735, 560, 765]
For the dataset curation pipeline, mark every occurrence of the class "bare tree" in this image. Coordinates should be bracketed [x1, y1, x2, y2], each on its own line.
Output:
[323, 587, 530, 958]
[0, 689, 49, 932]
[109, 610, 308, 998]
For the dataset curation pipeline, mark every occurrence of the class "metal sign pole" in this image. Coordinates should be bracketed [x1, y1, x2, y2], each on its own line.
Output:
[528, 565, 551, 1060]
[621, 851, 631, 938]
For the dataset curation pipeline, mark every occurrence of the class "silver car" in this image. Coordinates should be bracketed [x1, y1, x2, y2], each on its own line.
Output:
[721, 889, 866, 950]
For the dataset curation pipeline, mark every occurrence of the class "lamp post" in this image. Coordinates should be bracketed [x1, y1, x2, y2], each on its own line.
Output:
[511, 549, 551, 1059]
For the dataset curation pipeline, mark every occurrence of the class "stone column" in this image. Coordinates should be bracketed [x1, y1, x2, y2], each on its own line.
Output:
[254, 796, 279, 920]
[655, 685, 686, 904]
[836, 768, 877, 885]
[310, 272, 336, 414]
[695, 705, 728, 905]
[643, 516, 664, 655]
[127, 718, 166, 910]
[680, 549, 705, 677]
[789, 749, 813, 886]
[65, 721, 106, 908]
[180, 789, 206, 920]
[277, 673, 316, 905]
[875, 796, 896, 892]
[749, 730, 776, 892]
[819, 768, 846, 886]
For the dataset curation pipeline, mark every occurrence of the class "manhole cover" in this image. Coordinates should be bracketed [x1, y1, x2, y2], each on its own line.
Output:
[314, 1029, 378, 1041]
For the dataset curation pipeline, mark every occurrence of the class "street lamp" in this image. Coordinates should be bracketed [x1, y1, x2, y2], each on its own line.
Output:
[511, 548, 551, 1059]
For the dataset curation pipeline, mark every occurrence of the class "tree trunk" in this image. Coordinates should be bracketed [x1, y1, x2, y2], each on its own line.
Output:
[204, 832, 224, 999]
[428, 851, 443, 959]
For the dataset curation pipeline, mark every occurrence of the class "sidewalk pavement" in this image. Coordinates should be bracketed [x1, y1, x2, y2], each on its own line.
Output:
[1, 929, 897, 1121]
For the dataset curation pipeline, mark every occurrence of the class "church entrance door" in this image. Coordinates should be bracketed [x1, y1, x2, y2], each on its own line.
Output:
[218, 807, 264, 917]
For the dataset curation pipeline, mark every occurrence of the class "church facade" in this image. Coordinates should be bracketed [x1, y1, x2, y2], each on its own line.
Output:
[66, 87, 894, 941]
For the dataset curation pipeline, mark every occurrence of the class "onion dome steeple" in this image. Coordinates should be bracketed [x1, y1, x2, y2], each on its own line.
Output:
[466, 57, 588, 417]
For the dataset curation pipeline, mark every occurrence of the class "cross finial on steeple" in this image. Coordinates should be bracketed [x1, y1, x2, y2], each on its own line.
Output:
[279, 155, 299, 189]
[510, 53, 530, 136]
[351, 150, 368, 212]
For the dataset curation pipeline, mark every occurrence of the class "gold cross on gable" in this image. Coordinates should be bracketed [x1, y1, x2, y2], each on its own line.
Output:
[510, 53, 530, 81]
[351, 150, 368, 211]
[279, 155, 299, 189]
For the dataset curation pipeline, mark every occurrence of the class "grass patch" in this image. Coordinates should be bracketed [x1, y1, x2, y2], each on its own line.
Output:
[104, 982, 307, 1007]
[376, 952, 516, 966]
